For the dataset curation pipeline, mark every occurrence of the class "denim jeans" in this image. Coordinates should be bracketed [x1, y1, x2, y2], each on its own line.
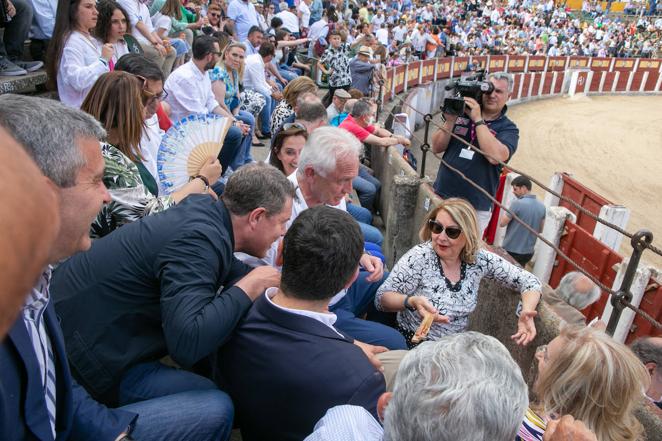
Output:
[346, 203, 383, 246]
[353, 165, 382, 211]
[258, 92, 276, 135]
[0, 0, 32, 59]
[118, 361, 233, 441]
[230, 110, 255, 170]
[330, 271, 407, 350]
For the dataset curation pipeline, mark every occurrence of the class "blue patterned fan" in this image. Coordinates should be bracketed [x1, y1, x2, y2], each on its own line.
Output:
[157, 114, 232, 194]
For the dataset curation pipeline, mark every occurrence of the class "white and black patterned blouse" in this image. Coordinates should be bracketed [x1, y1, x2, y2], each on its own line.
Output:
[375, 242, 541, 344]
[319, 43, 352, 87]
[270, 101, 294, 134]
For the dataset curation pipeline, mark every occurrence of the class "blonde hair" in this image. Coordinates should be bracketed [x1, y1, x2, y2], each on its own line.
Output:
[218, 42, 246, 82]
[534, 326, 649, 441]
[419, 198, 481, 264]
[282, 76, 317, 108]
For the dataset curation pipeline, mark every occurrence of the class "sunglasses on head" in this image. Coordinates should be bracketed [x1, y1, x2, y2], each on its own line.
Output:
[428, 220, 462, 239]
[282, 122, 307, 132]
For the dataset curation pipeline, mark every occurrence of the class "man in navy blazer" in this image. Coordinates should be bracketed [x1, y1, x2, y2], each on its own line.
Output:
[0, 95, 233, 440]
[219, 206, 386, 441]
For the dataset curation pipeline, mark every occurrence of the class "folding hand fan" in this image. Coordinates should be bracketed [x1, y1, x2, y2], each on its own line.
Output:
[157, 114, 232, 194]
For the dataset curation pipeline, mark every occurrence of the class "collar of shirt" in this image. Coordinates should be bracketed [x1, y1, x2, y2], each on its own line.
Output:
[264, 287, 343, 336]
[23, 266, 53, 322]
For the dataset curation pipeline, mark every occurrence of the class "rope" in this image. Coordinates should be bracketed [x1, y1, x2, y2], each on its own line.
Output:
[380, 102, 662, 331]
[391, 93, 662, 259]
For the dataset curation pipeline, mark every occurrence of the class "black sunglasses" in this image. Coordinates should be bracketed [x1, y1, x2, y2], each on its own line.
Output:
[428, 220, 462, 239]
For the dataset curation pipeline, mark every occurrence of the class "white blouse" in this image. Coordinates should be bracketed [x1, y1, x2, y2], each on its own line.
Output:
[57, 31, 109, 108]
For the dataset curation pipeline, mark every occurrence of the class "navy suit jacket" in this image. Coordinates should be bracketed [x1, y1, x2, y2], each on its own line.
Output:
[219, 293, 386, 441]
[0, 302, 135, 441]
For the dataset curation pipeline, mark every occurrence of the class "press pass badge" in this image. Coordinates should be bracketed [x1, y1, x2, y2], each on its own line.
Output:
[459, 148, 474, 160]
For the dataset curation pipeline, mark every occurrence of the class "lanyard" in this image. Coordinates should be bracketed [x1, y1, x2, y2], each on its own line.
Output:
[469, 119, 491, 144]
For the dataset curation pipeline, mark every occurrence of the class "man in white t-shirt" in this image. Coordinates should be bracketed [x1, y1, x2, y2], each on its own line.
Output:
[276, 1, 300, 35]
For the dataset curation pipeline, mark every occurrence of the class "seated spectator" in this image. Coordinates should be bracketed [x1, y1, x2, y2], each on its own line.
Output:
[542, 271, 601, 327]
[0, 0, 42, 75]
[518, 326, 649, 441]
[117, 0, 176, 77]
[45, 0, 111, 108]
[241, 127, 407, 350]
[350, 45, 376, 96]
[630, 337, 662, 408]
[273, 28, 310, 81]
[219, 206, 386, 441]
[204, 3, 224, 32]
[318, 30, 352, 107]
[0, 94, 231, 441]
[275, 92, 327, 137]
[275, 1, 298, 35]
[306, 332, 529, 441]
[51, 164, 290, 411]
[330, 98, 355, 126]
[244, 42, 283, 138]
[157, 0, 202, 50]
[376, 198, 541, 348]
[326, 88, 351, 121]
[151, 0, 194, 69]
[210, 41, 257, 169]
[339, 98, 410, 148]
[270, 75, 317, 134]
[243, 25, 263, 55]
[82, 71, 221, 237]
[164, 35, 245, 173]
[499, 175, 546, 267]
[93, 0, 131, 70]
[269, 123, 308, 176]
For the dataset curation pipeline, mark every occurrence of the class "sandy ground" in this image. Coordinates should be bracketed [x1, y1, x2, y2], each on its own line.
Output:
[418, 95, 662, 269]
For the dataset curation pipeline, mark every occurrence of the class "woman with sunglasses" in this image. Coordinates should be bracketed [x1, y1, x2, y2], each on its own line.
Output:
[375, 198, 541, 348]
[269, 123, 307, 176]
[82, 71, 221, 238]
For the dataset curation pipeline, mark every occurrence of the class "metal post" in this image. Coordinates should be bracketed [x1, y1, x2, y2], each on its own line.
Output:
[605, 229, 654, 336]
[419, 114, 433, 179]
[376, 80, 384, 117]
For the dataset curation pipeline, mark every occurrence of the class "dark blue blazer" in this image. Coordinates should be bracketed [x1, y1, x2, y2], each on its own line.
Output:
[219, 293, 386, 441]
[0, 302, 136, 441]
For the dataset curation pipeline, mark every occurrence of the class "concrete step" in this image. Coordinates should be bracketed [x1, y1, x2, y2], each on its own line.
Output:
[0, 69, 48, 95]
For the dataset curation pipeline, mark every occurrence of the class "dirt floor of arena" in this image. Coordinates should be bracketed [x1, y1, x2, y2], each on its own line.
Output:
[417, 94, 662, 269]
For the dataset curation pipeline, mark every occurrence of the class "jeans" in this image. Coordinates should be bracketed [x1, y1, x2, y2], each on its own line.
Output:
[230, 110, 255, 170]
[346, 203, 383, 246]
[118, 361, 233, 441]
[258, 92, 276, 135]
[0, 0, 32, 59]
[353, 165, 382, 211]
[330, 271, 407, 350]
[218, 125, 243, 174]
[278, 66, 298, 82]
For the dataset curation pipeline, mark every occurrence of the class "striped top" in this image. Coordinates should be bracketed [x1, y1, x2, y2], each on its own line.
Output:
[516, 407, 547, 441]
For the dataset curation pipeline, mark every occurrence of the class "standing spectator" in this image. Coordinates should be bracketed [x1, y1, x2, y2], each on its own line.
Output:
[431, 72, 519, 235]
[499, 175, 546, 267]
[254, 3, 268, 31]
[28, 0, 57, 62]
[318, 30, 352, 106]
[117, 0, 176, 76]
[244, 42, 283, 138]
[0, 0, 42, 75]
[307, 8, 328, 56]
[309, 0, 322, 25]
[297, 0, 311, 35]
[349, 45, 376, 96]
[630, 337, 662, 409]
[164, 35, 245, 173]
[226, 0, 258, 42]
[45, 0, 110, 108]
[326, 88, 351, 121]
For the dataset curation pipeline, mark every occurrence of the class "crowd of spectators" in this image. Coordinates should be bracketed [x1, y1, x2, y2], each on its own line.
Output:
[1, 0, 661, 440]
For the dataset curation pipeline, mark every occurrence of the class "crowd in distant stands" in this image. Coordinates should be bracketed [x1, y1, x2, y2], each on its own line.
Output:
[1, 0, 662, 440]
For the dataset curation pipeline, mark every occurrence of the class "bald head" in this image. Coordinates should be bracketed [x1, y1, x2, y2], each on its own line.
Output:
[556, 272, 601, 310]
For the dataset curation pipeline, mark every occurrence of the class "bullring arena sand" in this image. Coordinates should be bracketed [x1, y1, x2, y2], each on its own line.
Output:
[421, 95, 662, 269]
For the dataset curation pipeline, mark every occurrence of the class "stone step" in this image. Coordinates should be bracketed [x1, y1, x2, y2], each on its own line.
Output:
[0, 69, 48, 95]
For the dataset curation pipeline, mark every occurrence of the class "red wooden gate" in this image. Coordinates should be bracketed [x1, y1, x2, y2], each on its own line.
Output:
[559, 173, 612, 234]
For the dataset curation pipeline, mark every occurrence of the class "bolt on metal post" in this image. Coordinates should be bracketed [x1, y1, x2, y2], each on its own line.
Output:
[419, 114, 433, 179]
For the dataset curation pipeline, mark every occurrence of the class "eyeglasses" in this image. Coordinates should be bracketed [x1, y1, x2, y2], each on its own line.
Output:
[142, 88, 169, 105]
[427, 219, 462, 239]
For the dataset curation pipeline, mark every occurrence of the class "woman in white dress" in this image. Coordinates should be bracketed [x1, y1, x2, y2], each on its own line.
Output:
[46, 0, 112, 108]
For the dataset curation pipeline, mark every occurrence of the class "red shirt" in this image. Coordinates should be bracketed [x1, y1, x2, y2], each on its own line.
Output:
[156, 102, 173, 132]
[339, 114, 375, 142]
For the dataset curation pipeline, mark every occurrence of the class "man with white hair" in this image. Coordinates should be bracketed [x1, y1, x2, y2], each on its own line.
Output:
[630, 336, 662, 408]
[542, 271, 601, 326]
[305, 332, 529, 441]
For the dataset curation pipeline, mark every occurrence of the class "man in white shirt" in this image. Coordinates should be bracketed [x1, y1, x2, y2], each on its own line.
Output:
[297, 0, 311, 33]
[244, 43, 283, 136]
[375, 23, 389, 46]
[164, 35, 244, 173]
[307, 11, 328, 57]
[276, 1, 300, 34]
[392, 21, 407, 43]
[226, 0, 259, 42]
[326, 88, 351, 121]
[244, 25, 264, 56]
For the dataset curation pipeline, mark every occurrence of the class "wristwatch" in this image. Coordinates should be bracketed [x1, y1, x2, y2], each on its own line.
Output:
[403, 296, 416, 312]
[474, 119, 486, 127]
[192, 174, 210, 192]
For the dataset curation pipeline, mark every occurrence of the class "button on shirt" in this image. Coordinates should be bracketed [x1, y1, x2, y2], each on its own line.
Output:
[227, 0, 259, 42]
[164, 60, 220, 121]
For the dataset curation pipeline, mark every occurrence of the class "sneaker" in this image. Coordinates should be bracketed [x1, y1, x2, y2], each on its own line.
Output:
[13, 60, 44, 72]
[0, 57, 27, 76]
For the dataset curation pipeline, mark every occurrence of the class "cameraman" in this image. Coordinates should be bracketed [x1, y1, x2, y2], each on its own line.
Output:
[431, 72, 518, 235]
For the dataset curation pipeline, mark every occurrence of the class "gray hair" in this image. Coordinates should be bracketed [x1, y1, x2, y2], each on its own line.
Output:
[488, 72, 515, 93]
[0, 94, 106, 188]
[630, 337, 662, 376]
[557, 271, 601, 310]
[222, 162, 295, 216]
[343, 99, 357, 113]
[296, 126, 363, 178]
[350, 98, 374, 118]
[383, 332, 528, 441]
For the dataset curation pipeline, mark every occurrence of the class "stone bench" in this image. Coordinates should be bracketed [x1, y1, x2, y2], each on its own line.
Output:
[0, 69, 48, 95]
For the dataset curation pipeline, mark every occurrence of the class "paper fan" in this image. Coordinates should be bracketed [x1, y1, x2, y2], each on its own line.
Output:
[157, 114, 232, 194]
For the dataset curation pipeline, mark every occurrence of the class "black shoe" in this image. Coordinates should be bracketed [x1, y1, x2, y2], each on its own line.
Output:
[256, 133, 272, 140]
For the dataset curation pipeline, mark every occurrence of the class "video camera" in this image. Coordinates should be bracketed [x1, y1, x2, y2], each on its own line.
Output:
[442, 70, 494, 116]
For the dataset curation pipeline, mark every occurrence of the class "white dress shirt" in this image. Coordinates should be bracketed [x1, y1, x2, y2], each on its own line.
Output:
[164, 60, 220, 121]
[264, 287, 343, 337]
[276, 10, 300, 34]
[118, 0, 154, 44]
[29, 0, 57, 39]
[57, 31, 109, 108]
[243, 54, 272, 96]
[304, 405, 384, 441]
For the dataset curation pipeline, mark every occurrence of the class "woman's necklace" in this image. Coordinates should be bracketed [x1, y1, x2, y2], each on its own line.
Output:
[437, 256, 466, 291]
